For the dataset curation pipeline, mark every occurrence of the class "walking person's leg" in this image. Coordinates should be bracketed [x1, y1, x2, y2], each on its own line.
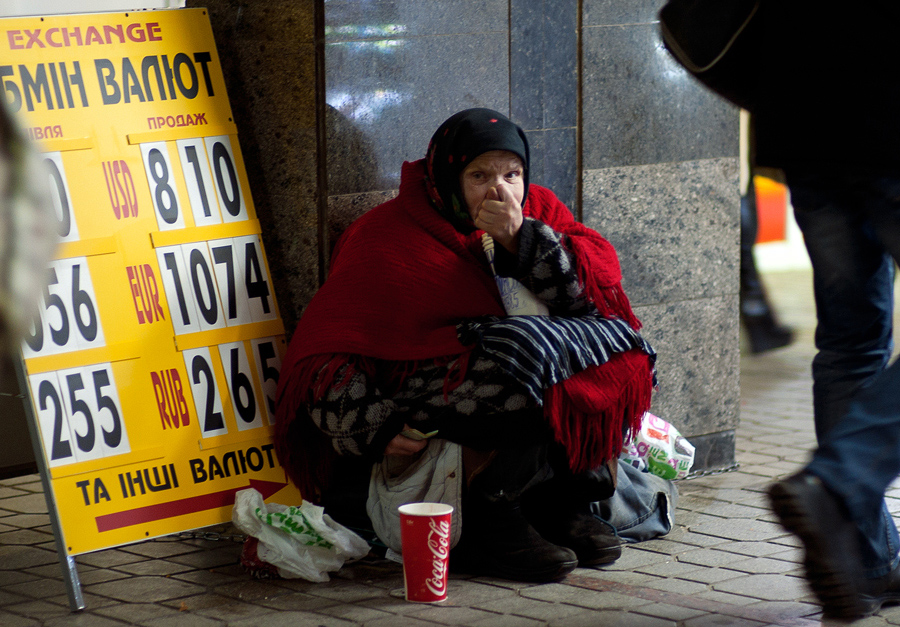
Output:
[740, 176, 794, 352]
[790, 173, 895, 443]
[769, 172, 900, 619]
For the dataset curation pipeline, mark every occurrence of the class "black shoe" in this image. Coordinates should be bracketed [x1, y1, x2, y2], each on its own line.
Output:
[529, 509, 622, 567]
[522, 481, 622, 567]
[768, 471, 867, 620]
[456, 500, 578, 583]
[743, 313, 794, 354]
[860, 561, 900, 616]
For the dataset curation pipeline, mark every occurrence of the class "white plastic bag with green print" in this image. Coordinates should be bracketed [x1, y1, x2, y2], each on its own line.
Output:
[620, 412, 696, 480]
[232, 488, 370, 582]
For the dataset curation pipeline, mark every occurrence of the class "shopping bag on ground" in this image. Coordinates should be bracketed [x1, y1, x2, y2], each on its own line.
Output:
[232, 488, 370, 582]
[620, 412, 696, 480]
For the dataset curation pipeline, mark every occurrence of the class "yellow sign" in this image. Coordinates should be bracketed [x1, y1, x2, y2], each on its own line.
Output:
[2, 8, 302, 554]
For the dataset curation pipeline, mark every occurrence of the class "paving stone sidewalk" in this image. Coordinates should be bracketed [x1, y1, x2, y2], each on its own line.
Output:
[4, 269, 900, 627]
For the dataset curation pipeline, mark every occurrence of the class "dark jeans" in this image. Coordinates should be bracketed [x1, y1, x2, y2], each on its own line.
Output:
[788, 169, 900, 578]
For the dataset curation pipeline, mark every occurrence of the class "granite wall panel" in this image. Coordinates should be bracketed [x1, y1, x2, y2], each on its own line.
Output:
[325, 0, 579, 204]
[509, 0, 547, 131]
[510, 0, 578, 130]
[582, 23, 737, 169]
[325, 0, 508, 39]
[583, 159, 740, 454]
[583, 0, 665, 26]
[583, 159, 740, 306]
[527, 127, 578, 210]
[510, 0, 578, 207]
[635, 295, 741, 441]
[325, 2, 509, 193]
[580, 5, 740, 468]
[327, 190, 398, 250]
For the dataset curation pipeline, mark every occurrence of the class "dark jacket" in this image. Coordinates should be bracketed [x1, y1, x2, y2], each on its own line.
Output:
[753, 3, 900, 174]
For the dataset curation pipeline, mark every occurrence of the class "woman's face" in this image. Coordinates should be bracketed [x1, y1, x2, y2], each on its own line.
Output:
[459, 150, 525, 219]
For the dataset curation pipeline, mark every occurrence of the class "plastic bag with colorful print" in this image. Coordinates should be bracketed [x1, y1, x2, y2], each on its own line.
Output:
[620, 412, 695, 480]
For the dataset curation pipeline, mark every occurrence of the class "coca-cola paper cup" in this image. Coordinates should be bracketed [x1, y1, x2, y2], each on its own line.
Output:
[398, 502, 453, 603]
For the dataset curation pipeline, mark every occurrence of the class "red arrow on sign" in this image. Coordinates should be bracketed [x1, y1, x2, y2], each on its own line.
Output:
[95, 478, 288, 533]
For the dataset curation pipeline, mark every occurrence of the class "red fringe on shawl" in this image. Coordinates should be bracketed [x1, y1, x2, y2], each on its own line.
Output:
[546, 216, 650, 471]
[273, 353, 348, 501]
[544, 349, 654, 474]
[564, 230, 642, 332]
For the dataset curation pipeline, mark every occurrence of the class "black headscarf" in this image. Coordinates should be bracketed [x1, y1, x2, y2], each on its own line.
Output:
[424, 108, 530, 232]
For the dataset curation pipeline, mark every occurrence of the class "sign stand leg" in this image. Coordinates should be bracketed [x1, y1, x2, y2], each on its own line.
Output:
[13, 356, 85, 612]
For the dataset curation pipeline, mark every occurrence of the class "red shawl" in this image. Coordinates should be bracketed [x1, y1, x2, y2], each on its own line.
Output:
[275, 160, 653, 498]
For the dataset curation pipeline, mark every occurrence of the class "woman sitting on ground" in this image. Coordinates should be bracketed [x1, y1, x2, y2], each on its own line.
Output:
[274, 108, 657, 583]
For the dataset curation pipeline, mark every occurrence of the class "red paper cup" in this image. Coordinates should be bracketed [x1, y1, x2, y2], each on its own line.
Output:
[398, 502, 453, 603]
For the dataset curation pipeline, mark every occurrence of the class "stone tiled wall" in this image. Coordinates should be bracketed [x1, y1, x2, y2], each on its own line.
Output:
[200, 0, 740, 470]
[581, 1, 740, 468]
[324, 0, 510, 194]
[510, 0, 579, 210]
[325, 0, 581, 214]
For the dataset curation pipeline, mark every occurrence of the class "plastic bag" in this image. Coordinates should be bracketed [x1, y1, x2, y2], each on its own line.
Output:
[367, 438, 463, 553]
[620, 412, 696, 480]
[232, 488, 370, 582]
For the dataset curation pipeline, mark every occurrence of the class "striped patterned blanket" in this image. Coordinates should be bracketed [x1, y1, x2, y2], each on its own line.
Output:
[458, 314, 657, 405]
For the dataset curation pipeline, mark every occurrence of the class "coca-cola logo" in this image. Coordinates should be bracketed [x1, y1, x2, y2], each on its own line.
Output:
[424, 518, 450, 596]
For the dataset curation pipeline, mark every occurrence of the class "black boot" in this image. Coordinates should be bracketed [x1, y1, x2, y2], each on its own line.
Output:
[742, 310, 794, 354]
[455, 497, 579, 582]
[453, 444, 577, 582]
[522, 484, 622, 567]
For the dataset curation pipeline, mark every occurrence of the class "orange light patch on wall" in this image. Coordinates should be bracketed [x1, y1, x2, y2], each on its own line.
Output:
[754, 175, 789, 243]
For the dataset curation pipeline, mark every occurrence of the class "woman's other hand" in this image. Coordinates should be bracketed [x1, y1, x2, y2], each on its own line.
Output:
[476, 184, 523, 254]
[384, 426, 429, 456]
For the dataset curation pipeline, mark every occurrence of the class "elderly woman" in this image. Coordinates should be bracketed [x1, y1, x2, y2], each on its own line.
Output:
[274, 108, 656, 583]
